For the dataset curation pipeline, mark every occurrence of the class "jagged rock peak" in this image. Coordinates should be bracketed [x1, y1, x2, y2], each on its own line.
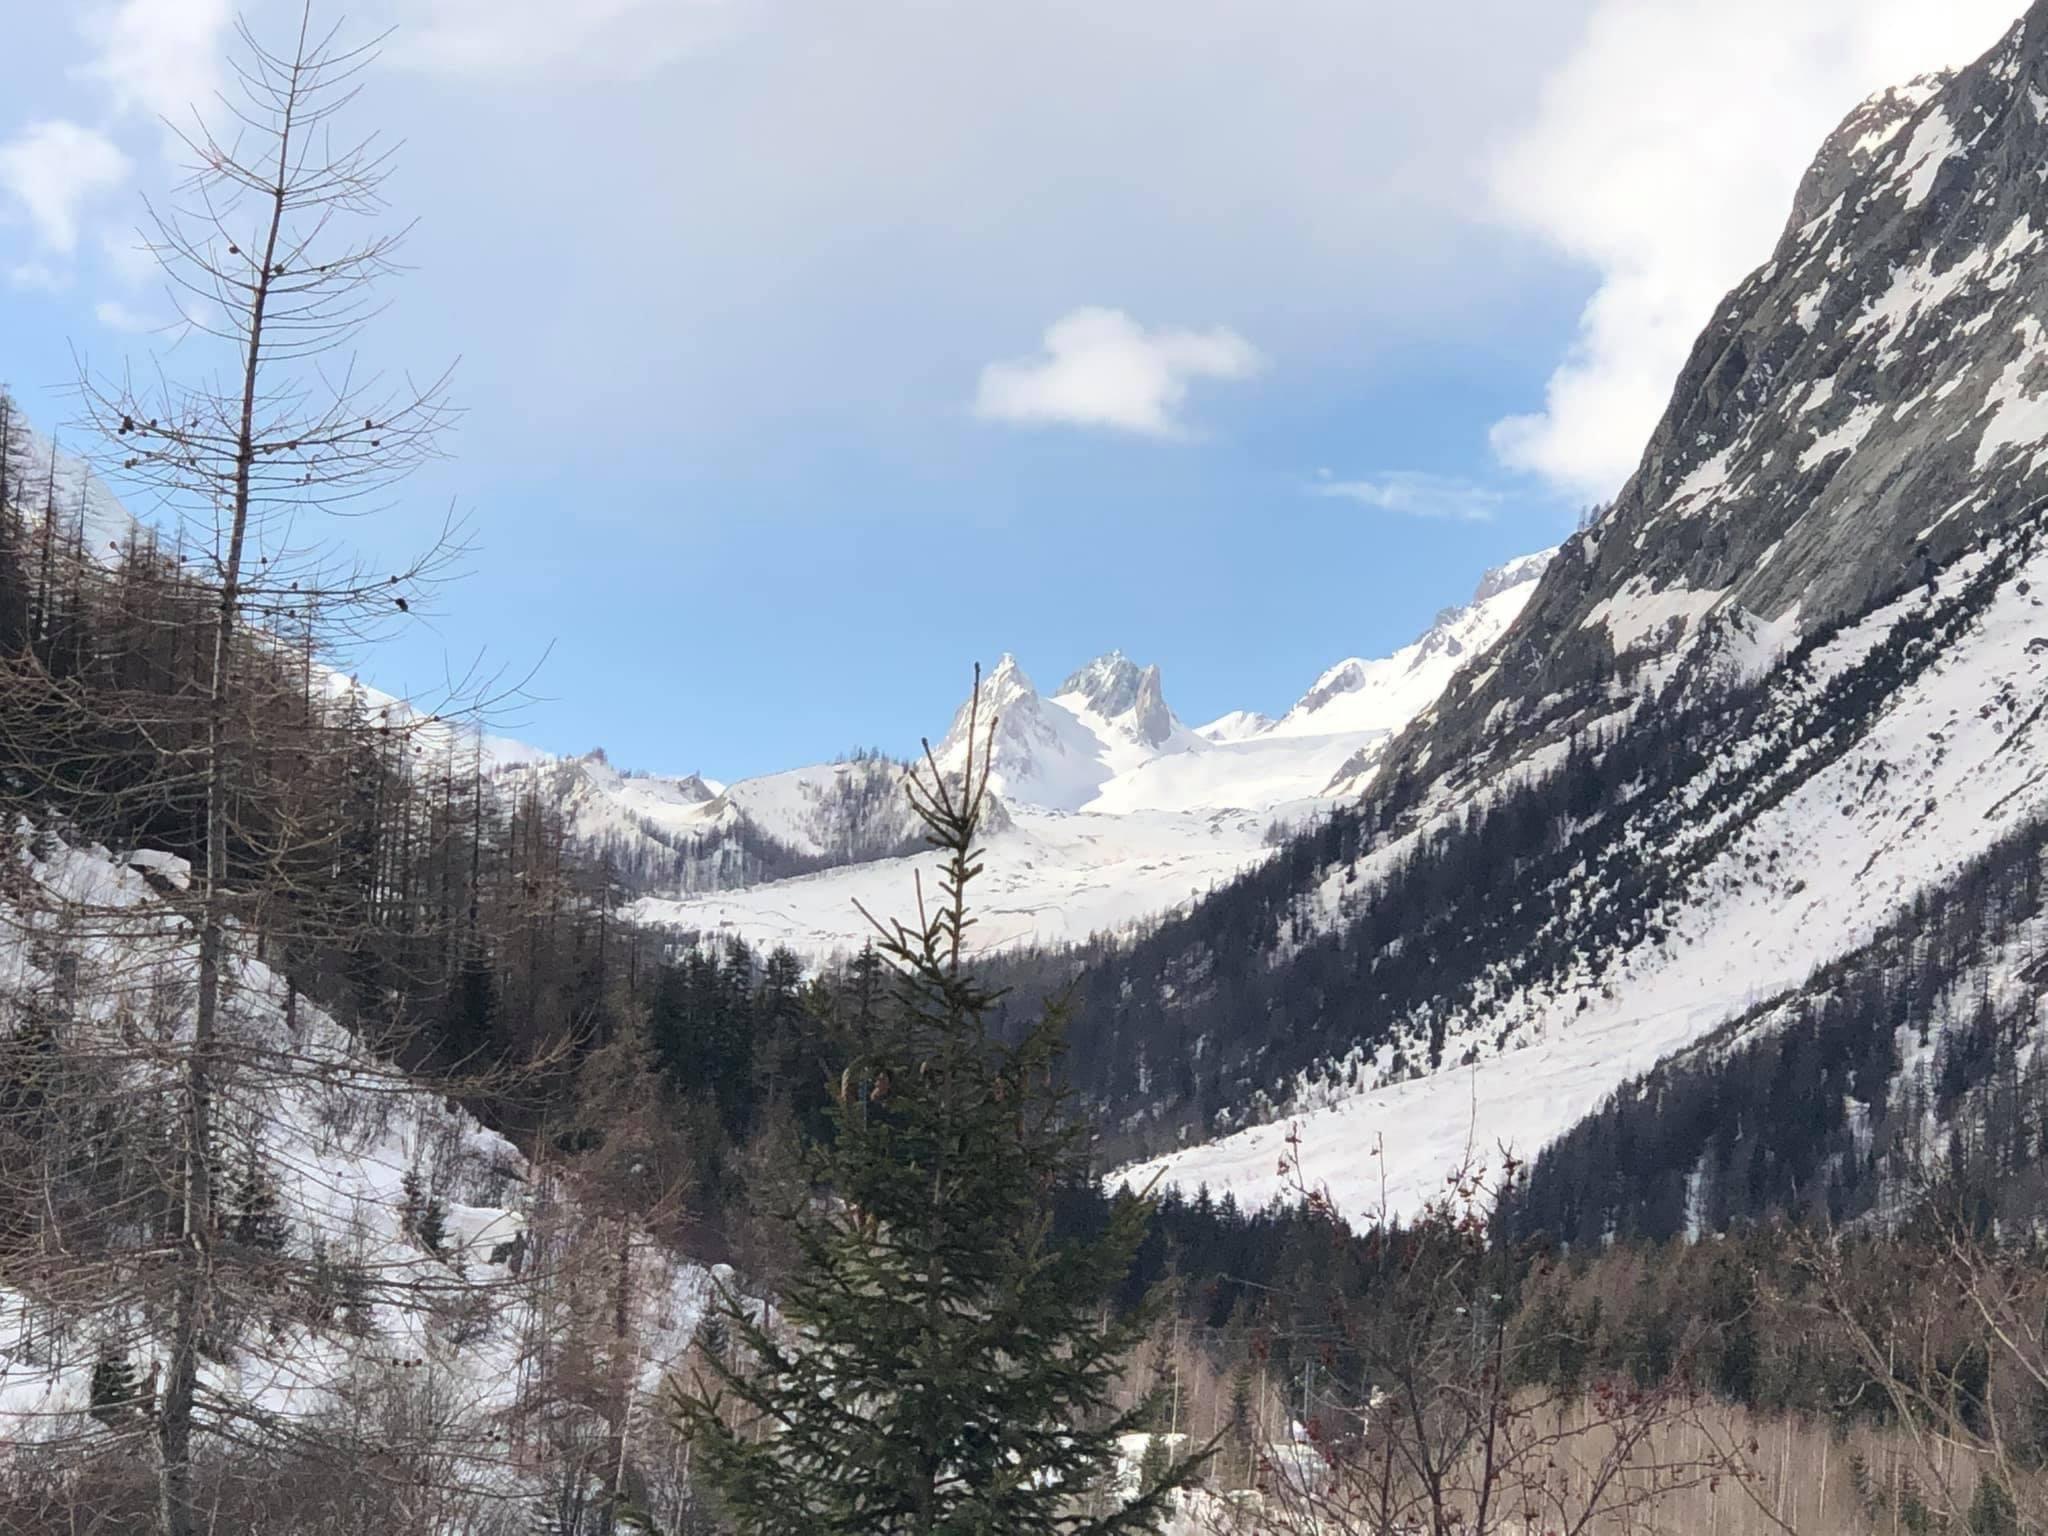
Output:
[1057, 650, 1176, 746]
[986, 651, 1032, 686]
[941, 654, 1039, 753]
[978, 652, 1041, 707]
[1127, 662, 1174, 748]
[1058, 650, 1145, 711]
[1471, 550, 1555, 606]
[1785, 71, 1954, 236]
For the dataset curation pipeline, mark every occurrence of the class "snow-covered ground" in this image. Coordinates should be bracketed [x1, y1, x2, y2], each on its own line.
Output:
[1118, 528, 2048, 1222]
[0, 828, 710, 1502]
[630, 801, 1282, 960]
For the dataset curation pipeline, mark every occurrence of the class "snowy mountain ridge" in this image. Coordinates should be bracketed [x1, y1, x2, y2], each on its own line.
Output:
[496, 553, 1553, 956]
[1098, 7, 2048, 1226]
[1122, 512, 2048, 1219]
[1381, 9, 2048, 803]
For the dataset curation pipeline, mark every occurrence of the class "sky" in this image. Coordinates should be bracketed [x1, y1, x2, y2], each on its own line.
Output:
[0, 0, 2028, 779]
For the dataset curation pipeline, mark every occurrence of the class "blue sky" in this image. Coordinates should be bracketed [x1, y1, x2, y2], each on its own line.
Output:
[0, 1, 2025, 779]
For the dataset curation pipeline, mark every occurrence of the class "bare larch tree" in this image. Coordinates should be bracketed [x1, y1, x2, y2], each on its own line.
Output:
[68, 9, 469, 1533]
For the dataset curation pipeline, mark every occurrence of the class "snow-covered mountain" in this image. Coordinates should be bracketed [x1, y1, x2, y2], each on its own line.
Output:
[490, 747, 949, 894]
[928, 650, 1205, 814]
[1101, 5, 2048, 1225]
[1385, 11, 2048, 803]
[589, 556, 1550, 958]
[6, 417, 146, 560]
[1124, 526, 2048, 1218]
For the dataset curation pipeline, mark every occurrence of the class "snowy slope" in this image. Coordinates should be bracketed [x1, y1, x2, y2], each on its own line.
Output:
[1094, 18, 2048, 1221]
[0, 827, 711, 1506]
[1272, 552, 1553, 741]
[1195, 710, 1276, 744]
[1121, 523, 2048, 1218]
[629, 803, 1281, 961]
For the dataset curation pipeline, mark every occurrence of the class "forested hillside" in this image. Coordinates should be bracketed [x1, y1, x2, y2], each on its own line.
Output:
[1083, 3, 2048, 1232]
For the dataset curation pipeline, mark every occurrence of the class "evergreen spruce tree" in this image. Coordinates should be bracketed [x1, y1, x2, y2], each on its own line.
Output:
[1135, 1435, 1176, 1498]
[1969, 1473, 2019, 1536]
[227, 1141, 290, 1253]
[89, 1344, 141, 1429]
[401, 1167, 448, 1256]
[671, 673, 1202, 1533]
[448, 940, 501, 1065]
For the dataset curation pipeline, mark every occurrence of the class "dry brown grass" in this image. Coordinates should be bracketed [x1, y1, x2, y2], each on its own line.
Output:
[1118, 1317, 2016, 1536]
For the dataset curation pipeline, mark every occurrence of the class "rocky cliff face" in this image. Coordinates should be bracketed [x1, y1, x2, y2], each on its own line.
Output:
[1385, 7, 2048, 799]
[1782, 73, 1949, 236]
[1084, 5, 2048, 1215]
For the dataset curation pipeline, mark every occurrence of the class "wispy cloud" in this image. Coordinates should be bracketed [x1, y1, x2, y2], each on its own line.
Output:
[974, 306, 1263, 438]
[1310, 470, 1506, 522]
[98, 226, 158, 286]
[7, 262, 68, 293]
[0, 120, 131, 253]
[94, 297, 155, 332]
[75, 0, 231, 125]
[1487, 0, 2018, 499]
[400, 0, 737, 81]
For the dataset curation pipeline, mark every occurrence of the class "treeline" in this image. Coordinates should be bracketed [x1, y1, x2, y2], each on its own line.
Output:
[0, 387, 963, 1279]
[498, 749, 933, 899]
[1083, 1161, 2048, 1471]
[1507, 806, 2048, 1248]
[1030, 506, 2048, 1160]
[0, 390, 846, 1207]
[0, 399, 623, 1078]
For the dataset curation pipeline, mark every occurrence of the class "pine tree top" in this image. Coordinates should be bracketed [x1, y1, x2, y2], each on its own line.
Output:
[670, 668, 1207, 1534]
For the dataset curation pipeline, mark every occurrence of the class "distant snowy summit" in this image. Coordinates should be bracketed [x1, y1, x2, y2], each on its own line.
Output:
[500, 549, 1553, 874]
[1272, 551, 1551, 740]
[935, 650, 1206, 814]
[592, 548, 1554, 957]
[1247, 550, 1558, 798]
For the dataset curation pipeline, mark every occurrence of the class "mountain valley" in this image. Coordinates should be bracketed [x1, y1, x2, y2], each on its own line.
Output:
[13, 4, 2048, 1531]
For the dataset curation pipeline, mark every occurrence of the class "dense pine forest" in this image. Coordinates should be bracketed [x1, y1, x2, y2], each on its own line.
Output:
[1505, 805, 2048, 1246]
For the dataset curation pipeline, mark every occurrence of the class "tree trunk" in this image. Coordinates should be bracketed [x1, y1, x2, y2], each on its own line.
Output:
[603, 1218, 636, 1534]
[156, 117, 288, 1536]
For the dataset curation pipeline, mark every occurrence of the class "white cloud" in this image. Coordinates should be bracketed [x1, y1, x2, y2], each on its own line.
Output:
[400, 0, 736, 81]
[94, 297, 155, 332]
[0, 120, 131, 252]
[188, 0, 1578, 460]
[75, 0, 231, 124]
[1310, 471, 1505, 523]
[8, 262, 68, 292]
[973, 307, 1263, 438]
[1489, 0, 2024, 499]
[98, 226, 157, 286]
